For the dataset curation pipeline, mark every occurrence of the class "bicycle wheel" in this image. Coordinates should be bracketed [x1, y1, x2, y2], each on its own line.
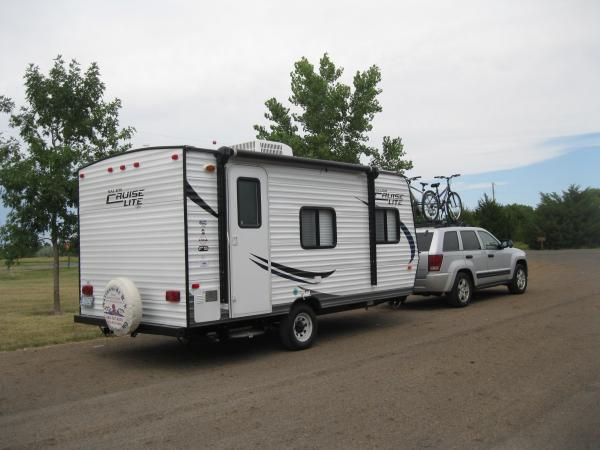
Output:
[446, 192, 463, 221]
[421, 191, 440, 222]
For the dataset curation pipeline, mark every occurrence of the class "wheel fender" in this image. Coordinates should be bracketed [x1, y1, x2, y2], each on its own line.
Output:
[102, 278, 143, 336]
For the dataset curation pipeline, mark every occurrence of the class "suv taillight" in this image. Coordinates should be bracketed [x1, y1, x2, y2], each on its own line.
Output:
[428, 254, 443, 271]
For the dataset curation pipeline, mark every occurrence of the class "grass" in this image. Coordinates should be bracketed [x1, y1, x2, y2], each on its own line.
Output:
[0, 265, 102, 352]
[1, 256, 79, 268]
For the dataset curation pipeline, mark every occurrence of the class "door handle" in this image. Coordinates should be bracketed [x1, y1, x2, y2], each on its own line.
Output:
[466, 255, 473, 259]
[231, 235, 238, 246]
[488, 254, 494, 258]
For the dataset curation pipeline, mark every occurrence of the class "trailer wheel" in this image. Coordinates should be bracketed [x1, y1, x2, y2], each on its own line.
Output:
[279, 303, 317, 350]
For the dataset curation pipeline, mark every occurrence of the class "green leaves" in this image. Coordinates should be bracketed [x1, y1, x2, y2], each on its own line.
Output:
[254, 53, 411, 171]
[370, 136, 413, 173]
[0, 56, 134, 272]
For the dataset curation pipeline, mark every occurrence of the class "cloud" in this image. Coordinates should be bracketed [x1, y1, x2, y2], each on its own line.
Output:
[453, 181, 508, 191]
[0, 0, 599, 178]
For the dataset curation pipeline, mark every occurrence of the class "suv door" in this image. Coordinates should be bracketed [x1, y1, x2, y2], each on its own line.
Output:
[459, 230, 487, 282]
[477, 230, 512, 284]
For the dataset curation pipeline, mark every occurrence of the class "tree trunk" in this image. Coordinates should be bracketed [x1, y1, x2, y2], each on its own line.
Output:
[52, 234, 61, 314]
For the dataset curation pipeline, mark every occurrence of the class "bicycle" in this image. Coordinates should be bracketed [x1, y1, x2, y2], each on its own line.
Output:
[406, 176, 431, 218]
[421, 174, 463, 222]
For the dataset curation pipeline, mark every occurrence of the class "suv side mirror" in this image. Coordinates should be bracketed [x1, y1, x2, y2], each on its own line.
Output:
[500, 240, 513, 249]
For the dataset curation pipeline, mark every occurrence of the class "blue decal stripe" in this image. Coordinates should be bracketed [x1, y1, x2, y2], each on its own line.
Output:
[185, 181, 218, 218]
[400, 221, 416, 263]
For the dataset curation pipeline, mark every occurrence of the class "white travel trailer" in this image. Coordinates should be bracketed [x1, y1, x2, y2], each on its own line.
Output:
[75, 141, 417, 349]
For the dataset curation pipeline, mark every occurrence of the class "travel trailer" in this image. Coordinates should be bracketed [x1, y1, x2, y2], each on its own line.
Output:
[74, 141, 417, 349]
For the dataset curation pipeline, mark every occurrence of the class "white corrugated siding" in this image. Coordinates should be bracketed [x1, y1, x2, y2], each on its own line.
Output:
[79, 148, 187, 327]
[186, 151, 221, 323]
[374, 173, 418, 289]
[260, 162, 415, 307]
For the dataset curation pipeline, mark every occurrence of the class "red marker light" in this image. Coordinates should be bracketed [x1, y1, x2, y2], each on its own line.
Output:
[191, 283, 200, 289]
[119, 165, 126, 171]
[79, 173, 85, 179]
[171, 154, 179, 161]
[107, 167, 113, 173]
[133, 162, 140, 168]
[165, 290, 181, 302]
[81, 285, 93, 296]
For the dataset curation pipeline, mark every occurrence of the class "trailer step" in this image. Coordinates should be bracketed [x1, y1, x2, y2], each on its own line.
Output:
[227, 327, 265, 339]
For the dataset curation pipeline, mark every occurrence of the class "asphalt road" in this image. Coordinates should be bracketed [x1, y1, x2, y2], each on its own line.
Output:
[1, 250, 599, 449]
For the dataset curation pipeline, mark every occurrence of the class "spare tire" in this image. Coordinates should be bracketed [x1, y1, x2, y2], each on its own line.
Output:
[103, 278, 143, 336]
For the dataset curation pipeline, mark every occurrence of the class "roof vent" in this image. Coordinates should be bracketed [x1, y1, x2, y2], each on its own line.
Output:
[230, 139, 293, 157]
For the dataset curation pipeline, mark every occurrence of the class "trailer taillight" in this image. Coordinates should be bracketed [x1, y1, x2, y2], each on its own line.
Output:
[82, 284, 94, 296]
[119, 164, 126, 171]
[191, 283, 200, 289]
[107, 167, 113, 173]
[165, 290, 180, 302]
[133, 162, 140, 168]
[428, 255, 443, 272]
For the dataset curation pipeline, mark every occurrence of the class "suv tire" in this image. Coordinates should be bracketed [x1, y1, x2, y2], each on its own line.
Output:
[508, 263, 527, 294]
[447, 272, 473, 307]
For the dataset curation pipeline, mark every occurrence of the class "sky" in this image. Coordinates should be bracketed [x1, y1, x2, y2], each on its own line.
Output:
[1, 0, 599, 224]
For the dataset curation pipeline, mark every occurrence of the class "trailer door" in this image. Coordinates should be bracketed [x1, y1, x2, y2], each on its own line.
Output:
[228, 165, 272, 317]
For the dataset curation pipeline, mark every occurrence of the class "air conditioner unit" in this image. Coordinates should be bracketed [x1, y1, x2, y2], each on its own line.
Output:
[230, 139, 293, 157]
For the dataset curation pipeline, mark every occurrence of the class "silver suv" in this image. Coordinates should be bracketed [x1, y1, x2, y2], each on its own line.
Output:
[413, 226, 528, 307]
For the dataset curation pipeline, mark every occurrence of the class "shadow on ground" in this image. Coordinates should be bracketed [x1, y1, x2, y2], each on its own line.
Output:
[402, 287, 516, 310]
[104, 306, 409, 370]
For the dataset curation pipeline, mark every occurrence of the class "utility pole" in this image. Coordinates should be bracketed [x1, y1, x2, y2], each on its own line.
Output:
[492, 182, 496, 202]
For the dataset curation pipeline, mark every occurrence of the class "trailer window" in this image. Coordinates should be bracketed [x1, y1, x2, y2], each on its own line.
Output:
[237, 178, 261, 228]
[300, 207, 336, 249]
[375, 208, 400, 244]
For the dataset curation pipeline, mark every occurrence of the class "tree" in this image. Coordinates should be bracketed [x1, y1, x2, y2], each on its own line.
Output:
[535, 185, 600, 249]
[474, 194, 508, 239]
[503, 203, 538, 247]
[369, 136, 413, 173]
[0, 56, 134, 313]
[255, 53, 412, 171]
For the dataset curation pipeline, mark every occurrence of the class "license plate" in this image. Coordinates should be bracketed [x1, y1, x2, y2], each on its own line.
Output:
[80, 295, 94, 307]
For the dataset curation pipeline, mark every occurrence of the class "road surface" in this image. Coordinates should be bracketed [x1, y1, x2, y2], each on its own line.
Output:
[1, 250, 599, 449]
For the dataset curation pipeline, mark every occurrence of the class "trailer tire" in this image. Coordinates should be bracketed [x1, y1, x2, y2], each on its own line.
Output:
[102, 278, 143, 336]
[279, 303, 317, 350]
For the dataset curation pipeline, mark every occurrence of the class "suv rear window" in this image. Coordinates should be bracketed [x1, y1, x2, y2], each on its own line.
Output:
[416, 232, 434, 252]
[460, 230, 481, 250]
[443, 231, 460, 251]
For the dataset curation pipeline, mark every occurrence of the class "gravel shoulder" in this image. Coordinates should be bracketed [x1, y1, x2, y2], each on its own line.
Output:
[1, 250, 599, 449]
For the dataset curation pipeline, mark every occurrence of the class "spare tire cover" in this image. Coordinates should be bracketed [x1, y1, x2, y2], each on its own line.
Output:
[103, 278, 142, 336]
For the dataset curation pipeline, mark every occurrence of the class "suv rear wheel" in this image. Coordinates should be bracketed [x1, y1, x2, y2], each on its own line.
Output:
[447, 272, 473, 307]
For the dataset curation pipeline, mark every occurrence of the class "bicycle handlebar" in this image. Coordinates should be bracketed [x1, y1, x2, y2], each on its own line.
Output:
[407, 176, 421, 181]
[434, 174, 461, 180]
